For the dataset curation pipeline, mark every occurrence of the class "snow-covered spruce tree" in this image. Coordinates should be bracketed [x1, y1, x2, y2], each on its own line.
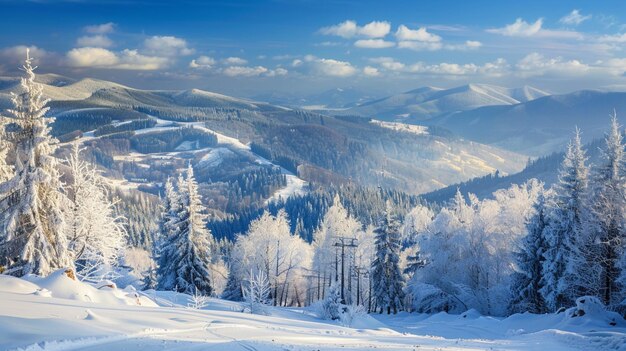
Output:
[509, 190, 549, 314]
[0, 50, 72, 276]
[145, 178, 178, 290]
[587, 114, 626, 308]
[0, 115, 14, 183]
[243, 269, 271, 314]
[156, 165, 212, 295]
[541, 128, 589, 311]
[222, 267, 244, 301]
[371, 201, 405, 314]
[320, 280, 343, 320]
[66, 143, 126, 282]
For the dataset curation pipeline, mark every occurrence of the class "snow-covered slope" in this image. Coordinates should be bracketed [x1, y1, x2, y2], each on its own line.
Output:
[1, 273, 624, 351]
[340, 84, 549, 121]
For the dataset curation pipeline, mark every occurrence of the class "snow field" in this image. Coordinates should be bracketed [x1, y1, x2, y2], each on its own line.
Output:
[1, 272, 625, 351]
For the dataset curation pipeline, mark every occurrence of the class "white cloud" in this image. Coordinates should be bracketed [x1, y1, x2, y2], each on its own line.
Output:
[66, 47, 119, 67]
[369, 56, 508, 77]
[223, 57, 248, 65]
[560, 9, 592, 26]
[599, 33, 626, 43]
[358, 21, 391, 38]
[189, 55, 216, 69]
[313, 58, 357, 77]
[291, 59, 303, 67]
[488, 18, 543, 37]
[143, 36, 194, 56]
[66, 47, 169, 70]
[395, 25, 441, 42]
[222, 65, 268, 77]
[369, 57, 405, 71]
[76, 35, 113, 48]
[354, 39, 395, 49]
[487, 18, 582, 39]
[0, 45, 48, 65]
[515, 52, 589, 77]
[320, 20, 358, 38]
[84, 22, 115, 34]
[363, 66, 380, 76]
[265, 67, 288, 77]
[465, 40, 482, 48]
[398, 41, 443, 51]
[319, 20, 391, 38]
[315, 41, 343, 47]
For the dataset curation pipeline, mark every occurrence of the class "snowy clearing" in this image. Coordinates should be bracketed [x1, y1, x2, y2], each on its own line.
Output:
[370, 120, 429, 136]
[1, 273, 624, 351]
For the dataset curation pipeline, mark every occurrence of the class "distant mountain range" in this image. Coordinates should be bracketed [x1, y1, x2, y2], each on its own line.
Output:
[427, 89, 626, 156]
[332, 83, 549, 121]
[252, 87, 383, 109]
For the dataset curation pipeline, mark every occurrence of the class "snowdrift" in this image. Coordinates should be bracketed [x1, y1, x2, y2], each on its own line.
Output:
[0, 268, 157, 307]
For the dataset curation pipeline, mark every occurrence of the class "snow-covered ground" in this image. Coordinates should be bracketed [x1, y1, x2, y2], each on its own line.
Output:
[1, 273, 625, 351]
[370, 119, 429, 136]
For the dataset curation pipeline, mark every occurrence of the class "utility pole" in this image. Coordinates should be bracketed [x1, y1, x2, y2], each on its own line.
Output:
[333, 236, 358, 304]
[353, 266, 369, 306]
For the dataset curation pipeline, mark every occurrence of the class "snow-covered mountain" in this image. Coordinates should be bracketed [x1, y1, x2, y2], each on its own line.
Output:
[428, 89, 626, 156]
[253, 87, 381, 109]
[338, 83, 549, 121]
[0, 75, 528, 195]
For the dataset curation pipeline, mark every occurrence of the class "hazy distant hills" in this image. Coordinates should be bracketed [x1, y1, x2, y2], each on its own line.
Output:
[428, 89, 626, 156]
[335, 83, 549, 121]
[252, 87, 381, 109]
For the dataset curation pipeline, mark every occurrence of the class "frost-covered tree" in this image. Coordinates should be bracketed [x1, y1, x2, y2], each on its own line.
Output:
[243, 269, 271, 314]
[0, 115, 13, 183]
[157, 165, 213, 295]
[541, 128, 589, 311]
[232, 210, 312, 306]
[586, 114, 626, 307]
[400, 204, 434, 247]
[66, 143, 126, 282]
[312, 195, 361, 301]
[320, 280, 343, 320]
[144, 178, 178, 290]
[409, 182, 541, 315]
[0, 50, 72, 276]
[371, 202, 405, 314]
[510, 190, 549, 314]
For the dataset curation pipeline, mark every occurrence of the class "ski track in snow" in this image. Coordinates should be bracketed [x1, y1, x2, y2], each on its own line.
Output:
[1, 274, 625, 351]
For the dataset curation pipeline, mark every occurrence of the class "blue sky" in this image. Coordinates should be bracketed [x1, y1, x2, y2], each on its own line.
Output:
[2, 0, 626, 97]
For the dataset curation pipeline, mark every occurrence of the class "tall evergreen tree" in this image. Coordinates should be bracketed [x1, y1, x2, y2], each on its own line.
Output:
[587, 114, 626, 307]
[157, 165, 213, 295]
[0, 115, 13, 184]
[222, 268, 244, 301]
[510, 191, 549, 314]
[371, 202, 405, 314]
[0, 50, 72, 276]
[541, 128, 589, 311]
[145, 177, 178, 290]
